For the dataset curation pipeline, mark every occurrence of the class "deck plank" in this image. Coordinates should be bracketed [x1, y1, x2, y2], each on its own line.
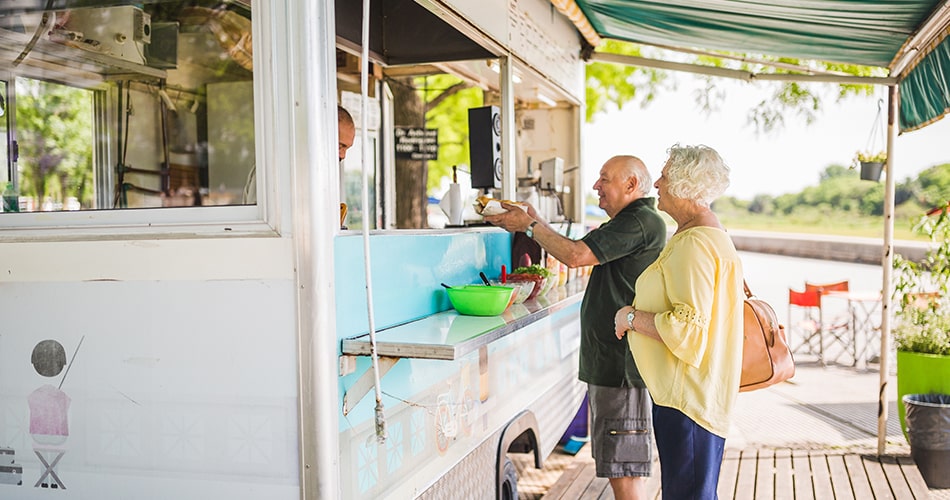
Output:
[718, 447, 740, 499]
[539, 447, 935, 500]
[558, 462, 598, 500]
[896, 454, 932, 499]
[879, 454, 914, 499]
[773, 448, 794, 500]
[791, 449, 814, 500]
[843, 453, 873, 499]
[809, 451, 834, 499]
[826, 453, 855, 500]
[578, 476, 609, 500]
[754, 448, 775, 500]
[735, 448, 758, 500]
[861, 454, 895, 500]
[541, 461, 585, 500]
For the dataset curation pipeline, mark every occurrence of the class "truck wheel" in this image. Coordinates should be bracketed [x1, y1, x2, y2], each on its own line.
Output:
[500, 457, 518, 500]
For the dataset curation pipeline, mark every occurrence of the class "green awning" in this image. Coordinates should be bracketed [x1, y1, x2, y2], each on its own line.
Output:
[900, 31, 950, 131]
[572, 0, 950, 132]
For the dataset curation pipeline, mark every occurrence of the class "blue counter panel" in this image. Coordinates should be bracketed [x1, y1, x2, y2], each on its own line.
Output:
[334, 231, 512, 340]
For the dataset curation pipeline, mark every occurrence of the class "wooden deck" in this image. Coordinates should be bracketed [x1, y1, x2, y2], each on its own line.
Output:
[540, 447, 933, 500]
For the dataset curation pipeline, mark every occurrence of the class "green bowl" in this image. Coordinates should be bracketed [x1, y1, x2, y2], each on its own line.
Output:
[445, 285, 514, 316]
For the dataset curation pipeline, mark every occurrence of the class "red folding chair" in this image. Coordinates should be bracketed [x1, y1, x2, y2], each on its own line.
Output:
[788, 288, 822, 360]
[804, 280, 853, 365]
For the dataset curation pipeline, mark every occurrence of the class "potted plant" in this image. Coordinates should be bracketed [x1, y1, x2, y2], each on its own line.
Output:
[853, 150, 887, 181]
[892, 204, 950, 487]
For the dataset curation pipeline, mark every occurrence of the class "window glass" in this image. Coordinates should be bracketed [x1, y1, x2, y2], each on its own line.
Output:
[0, 1, 254, 213]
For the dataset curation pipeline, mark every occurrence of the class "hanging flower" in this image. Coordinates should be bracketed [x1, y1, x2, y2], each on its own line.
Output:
[855, 150, 887, 163]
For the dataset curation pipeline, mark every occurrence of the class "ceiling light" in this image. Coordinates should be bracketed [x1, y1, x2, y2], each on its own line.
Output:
[487, 60, 522, 83]
[536, 91, 557, 107]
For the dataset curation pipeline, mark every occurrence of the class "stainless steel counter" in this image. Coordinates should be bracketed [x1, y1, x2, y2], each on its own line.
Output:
[341, 277, 587, 361]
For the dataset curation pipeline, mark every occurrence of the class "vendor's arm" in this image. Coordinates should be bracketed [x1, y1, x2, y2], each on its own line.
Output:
[484, 202, 598, 267]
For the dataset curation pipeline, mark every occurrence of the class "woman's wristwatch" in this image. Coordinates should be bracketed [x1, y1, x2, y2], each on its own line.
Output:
[626, 309, 636, 330]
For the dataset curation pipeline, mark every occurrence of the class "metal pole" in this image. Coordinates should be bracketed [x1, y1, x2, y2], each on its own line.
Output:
[877, 84, 898, 455]
[359, 0, 387, 444]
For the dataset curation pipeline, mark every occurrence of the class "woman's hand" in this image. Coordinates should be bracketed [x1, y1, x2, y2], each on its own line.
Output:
[614, 305, 634, 340]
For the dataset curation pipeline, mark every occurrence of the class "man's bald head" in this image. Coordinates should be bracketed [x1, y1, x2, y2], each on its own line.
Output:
[338, 106, 355, 161]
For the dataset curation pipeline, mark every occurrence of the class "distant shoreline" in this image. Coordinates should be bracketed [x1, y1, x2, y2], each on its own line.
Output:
[725, 229, 930, 265]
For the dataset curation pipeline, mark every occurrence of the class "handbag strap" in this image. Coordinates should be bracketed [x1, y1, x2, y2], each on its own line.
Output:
[743, 279, 753, 299]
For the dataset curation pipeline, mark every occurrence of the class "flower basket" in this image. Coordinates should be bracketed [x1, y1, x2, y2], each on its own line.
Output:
[860, 161, 884, 181]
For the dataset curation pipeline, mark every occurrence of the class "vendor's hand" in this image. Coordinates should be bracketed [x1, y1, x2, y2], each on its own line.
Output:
[614, 305, 633, 340]
[484, 202, 535, 233]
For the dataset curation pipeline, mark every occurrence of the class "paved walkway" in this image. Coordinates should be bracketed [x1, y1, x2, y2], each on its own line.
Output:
[517, 359, 950, 499]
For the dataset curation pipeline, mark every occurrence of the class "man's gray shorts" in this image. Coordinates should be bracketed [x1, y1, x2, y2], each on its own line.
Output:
[588, 383, 653, 478]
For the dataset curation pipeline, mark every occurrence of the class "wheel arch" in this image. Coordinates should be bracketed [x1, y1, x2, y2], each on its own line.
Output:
[496, 409, 541, 499]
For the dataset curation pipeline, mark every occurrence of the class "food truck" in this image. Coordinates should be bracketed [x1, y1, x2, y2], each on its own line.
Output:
[0, 0, 589, 498]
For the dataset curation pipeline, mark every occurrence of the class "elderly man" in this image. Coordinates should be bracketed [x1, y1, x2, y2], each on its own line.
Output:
[485, 155, 666, 500]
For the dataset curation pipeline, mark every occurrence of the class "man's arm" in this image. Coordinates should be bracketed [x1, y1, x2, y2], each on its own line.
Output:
[483, 202, 599, 267]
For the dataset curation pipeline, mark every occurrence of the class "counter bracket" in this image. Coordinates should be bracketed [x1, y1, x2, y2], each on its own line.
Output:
[342, 356, 399, 416]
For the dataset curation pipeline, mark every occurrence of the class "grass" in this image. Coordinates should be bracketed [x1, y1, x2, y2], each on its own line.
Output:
[717, 213, 926, 241]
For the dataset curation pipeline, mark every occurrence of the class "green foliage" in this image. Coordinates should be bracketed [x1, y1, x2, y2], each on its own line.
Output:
[585, 42, 883, 134]
[15, 78, 94, 208]
[417, 74, 483, 194]
[512, 264, 554, 278]
[585, 41, 670, 122]
[893, 311, 950, 355]
[892, 207, 950, 355]
[914, 163, 950, 208]
[819, 164, 854, 181]
[724, 164, 950, 224]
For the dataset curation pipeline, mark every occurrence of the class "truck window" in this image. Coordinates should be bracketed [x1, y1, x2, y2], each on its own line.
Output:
[0, 1, 257, 218]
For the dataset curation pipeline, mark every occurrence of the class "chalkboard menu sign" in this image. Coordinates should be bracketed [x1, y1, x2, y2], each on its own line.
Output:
[395, 127, 438, 160]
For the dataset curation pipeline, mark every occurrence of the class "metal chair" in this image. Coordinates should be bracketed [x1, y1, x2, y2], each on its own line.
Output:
[804, 280, 853, 365]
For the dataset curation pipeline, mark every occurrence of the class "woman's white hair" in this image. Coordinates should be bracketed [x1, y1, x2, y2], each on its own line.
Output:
[663, 144, 730, 206]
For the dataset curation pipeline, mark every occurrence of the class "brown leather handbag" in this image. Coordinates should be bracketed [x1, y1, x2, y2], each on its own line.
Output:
[739, 280, 796, 392]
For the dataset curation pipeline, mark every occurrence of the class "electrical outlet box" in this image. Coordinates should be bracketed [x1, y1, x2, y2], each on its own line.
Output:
[539, 157, 563, 191]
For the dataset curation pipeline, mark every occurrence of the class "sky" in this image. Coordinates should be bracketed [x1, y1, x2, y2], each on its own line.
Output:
[581, 73, 950, 200]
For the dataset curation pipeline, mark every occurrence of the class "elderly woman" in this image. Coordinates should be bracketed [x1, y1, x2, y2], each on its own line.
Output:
[613, 144, 744, 498]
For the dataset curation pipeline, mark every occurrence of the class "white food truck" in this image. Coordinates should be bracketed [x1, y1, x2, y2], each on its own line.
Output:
[0, 0, 591, 498]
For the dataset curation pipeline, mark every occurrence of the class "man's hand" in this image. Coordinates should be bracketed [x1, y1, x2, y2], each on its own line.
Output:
[484, 201, 537, 233]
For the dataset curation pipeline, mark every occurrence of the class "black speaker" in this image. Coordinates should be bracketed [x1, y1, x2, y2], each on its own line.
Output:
[146, 22, 179, 69]
[468, 106, 501, 190]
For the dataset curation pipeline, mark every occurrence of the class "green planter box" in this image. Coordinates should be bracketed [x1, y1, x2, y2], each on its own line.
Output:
[897, 350, 950, 438]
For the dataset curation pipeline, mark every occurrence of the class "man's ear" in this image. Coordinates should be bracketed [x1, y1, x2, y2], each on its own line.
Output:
[627, 176, 638, 193]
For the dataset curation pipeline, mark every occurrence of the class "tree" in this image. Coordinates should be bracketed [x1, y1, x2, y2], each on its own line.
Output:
[390, 77, 429, 229]
[585, 41, 671, 123]
[15, 78, 93, 209]
[915, 163, 950, 209]
[585, 43, 883, 133]
[390, 74, 482, 229]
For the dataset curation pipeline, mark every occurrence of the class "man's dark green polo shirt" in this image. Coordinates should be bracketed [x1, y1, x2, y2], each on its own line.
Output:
[579, 197, 666, 387]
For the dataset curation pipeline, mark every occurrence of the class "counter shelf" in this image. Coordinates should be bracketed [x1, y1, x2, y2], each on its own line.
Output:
[341, 277, 587, 361]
